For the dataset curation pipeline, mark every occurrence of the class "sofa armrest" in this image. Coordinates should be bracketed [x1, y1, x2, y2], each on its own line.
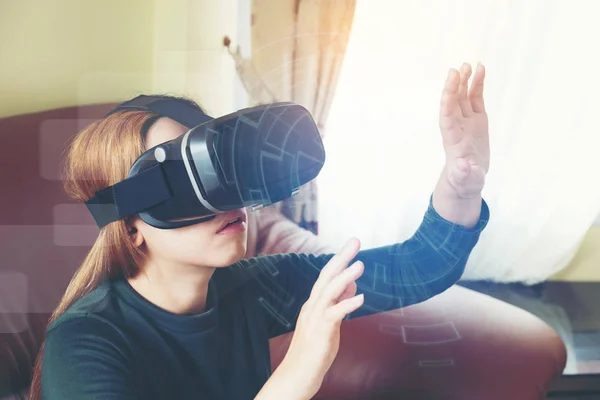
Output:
[269, 284, 566, 399]
[0, 387, 29, 400]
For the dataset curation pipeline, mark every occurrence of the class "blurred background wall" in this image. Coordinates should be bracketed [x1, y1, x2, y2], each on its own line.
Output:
[0, 0, 249, 119]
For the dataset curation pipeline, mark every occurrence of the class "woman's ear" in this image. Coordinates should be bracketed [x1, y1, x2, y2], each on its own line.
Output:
[127, 219, 145, 248]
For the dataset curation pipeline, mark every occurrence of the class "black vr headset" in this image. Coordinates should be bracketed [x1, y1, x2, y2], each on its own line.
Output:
[85, 95, 326, 229]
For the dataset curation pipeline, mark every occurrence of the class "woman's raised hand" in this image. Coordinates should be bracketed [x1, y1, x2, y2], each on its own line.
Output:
[439, 62, 490, 199]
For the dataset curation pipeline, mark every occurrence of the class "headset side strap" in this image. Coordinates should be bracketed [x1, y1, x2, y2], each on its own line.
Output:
[85, 164, 171, 228]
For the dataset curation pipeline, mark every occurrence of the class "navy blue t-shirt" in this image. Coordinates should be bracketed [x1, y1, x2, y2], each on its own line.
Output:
[41, 196, 490, 399]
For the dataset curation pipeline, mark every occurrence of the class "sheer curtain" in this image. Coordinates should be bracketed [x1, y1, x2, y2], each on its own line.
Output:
[318, 0, 600, 283]
[246, 0, 357, 234]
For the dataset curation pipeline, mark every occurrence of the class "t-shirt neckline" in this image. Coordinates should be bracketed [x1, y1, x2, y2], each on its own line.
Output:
[112, 277, 219, 335]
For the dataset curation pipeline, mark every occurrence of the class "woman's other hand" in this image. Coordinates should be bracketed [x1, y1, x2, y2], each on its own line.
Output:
[258, 238, 364, 400]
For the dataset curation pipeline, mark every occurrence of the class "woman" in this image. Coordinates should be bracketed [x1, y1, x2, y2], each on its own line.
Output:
[31, 62, 490, 400]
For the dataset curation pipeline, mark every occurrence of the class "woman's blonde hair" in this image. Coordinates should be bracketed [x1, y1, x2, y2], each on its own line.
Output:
[28, 107, 160, 400]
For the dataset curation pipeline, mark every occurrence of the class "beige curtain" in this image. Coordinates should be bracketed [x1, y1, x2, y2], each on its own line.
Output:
[230, 0, 356, 234]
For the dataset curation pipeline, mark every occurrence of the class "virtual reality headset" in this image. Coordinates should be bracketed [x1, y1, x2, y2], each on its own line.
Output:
[85, 95, 326, 229]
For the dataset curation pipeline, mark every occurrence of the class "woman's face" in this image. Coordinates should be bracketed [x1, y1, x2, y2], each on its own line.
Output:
[131, 117, 248, 269]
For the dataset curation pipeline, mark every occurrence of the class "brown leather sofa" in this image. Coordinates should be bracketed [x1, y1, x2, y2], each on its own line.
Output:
[0, 104, 567, 399]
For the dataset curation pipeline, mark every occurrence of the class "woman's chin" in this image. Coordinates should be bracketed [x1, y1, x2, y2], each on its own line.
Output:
[214, 244, 247, 267]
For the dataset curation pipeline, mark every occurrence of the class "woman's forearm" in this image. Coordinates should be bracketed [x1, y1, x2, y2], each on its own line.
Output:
[254, 360, 310, 400]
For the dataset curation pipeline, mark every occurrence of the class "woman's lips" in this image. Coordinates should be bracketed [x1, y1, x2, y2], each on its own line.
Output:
[216, 210, 247, 234]
[216, 219, 247, 235]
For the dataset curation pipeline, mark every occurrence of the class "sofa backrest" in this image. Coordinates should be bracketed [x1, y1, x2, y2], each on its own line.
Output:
[0, 103, 120, 395]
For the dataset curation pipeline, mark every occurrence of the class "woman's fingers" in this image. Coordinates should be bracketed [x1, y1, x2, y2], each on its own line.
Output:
[326, 293, 365, 321]
[457, 63, 474, 117]
[318, 261, 364, 308]
[336, 281, 357, 303]
[309, 238, 361, 299]
[439, 68, 460, 119]
[469, 62, 486, 113]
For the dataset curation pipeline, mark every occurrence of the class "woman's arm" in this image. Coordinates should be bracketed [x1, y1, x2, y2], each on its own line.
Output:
[254, 364, 307, 400]
[41, 318, 138, 400]
[225, 62, 491, 338]
[220, 193, 489, 339]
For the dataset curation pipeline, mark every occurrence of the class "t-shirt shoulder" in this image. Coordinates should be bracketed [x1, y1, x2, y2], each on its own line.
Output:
[46, 280, 118, 333]
[41, 306, 138, 400]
